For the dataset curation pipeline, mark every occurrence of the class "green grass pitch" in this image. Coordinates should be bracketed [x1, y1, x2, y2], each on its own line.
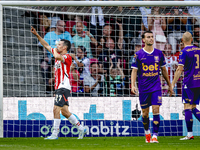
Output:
[0, 136, 200, 150]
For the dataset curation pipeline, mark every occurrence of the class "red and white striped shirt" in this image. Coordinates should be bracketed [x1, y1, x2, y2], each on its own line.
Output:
[51, 48, 72, 90]
[165, 55, 179, 83]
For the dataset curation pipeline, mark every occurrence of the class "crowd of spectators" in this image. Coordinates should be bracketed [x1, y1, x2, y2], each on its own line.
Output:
[33, 2, 200, 97]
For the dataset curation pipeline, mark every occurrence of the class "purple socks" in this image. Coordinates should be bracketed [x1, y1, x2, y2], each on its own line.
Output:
[185, 109, 193, 132]
[192, 108, 200, 121]
[153, 115, 160, 136]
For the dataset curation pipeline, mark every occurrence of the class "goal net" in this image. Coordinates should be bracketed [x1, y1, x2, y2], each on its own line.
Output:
[2, 1, 200, 138]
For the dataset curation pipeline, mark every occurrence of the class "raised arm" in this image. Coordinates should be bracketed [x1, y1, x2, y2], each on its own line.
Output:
[167, 16, 174, 24]
[53, 48, 64, 62]
[117, 59, 125, 79]
[109, 58, 113, 71]
[117, 22, 123, 50]
[70, 53, 84, 67]
[84, 76, 101, 93]
[180, 16, 188, 25]
[31, 26, 51, 53]
[161, 14, 166, 31]
[72, 70, 79, 82]
[148, 15, 154, 31]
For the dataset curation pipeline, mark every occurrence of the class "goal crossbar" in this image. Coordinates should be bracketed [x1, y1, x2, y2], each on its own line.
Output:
[0, 1, 200, 7]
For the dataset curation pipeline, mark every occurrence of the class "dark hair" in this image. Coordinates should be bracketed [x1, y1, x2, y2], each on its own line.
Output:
[142, 31, 153, 39]
[75, 16, 83, 21]
[103, 24, 112, 30]
[60, 39, 71, 51]
[78, 46, 86, 53]
[90, 62, 99, 68]
[151, 7, 162, 15]
[165, 43, 172, 48]
[194, 25, 200, 29]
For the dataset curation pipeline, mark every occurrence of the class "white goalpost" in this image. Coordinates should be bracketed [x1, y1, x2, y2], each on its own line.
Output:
[1, 1, 200, 138]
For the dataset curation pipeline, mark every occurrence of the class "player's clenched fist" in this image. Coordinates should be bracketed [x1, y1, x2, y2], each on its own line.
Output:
[31, 26, 38, 36]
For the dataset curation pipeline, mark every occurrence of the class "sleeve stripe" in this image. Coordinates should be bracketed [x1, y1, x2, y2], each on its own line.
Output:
[131, 66, 138, 69]
[178, 64, 184, 66]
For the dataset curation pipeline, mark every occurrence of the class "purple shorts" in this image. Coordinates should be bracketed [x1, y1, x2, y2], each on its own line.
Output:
[182, 87, 200, 105]
[139, 90, 162, 109]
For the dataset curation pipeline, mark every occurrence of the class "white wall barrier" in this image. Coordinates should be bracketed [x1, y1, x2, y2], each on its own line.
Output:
[3, 97, 199, 120]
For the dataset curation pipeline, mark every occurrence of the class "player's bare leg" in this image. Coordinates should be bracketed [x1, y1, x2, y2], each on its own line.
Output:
[61, 105, 71, 118]
[152, 105, 160, 143]
[45, 105, 62, 140]
[180, 103, 194, 140]
[142, 107, 151, 143]
[61, 105, 87, 139]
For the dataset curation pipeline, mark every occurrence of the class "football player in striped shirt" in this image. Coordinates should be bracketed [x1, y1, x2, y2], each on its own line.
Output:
[31, 26, 87, 140]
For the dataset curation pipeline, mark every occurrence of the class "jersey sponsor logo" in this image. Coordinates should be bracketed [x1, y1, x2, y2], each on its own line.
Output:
[142, 63, 158, 71]
[63, 55, 68, 59]
[193, 71, 200, 80]
[55, 63, 61, 69]
[154, 56, 159, 62]
[142, 72, 158, 77]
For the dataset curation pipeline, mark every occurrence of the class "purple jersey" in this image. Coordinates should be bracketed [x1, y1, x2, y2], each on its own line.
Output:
[131, 48, 166, 93]
[179, 46, 200, 88]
